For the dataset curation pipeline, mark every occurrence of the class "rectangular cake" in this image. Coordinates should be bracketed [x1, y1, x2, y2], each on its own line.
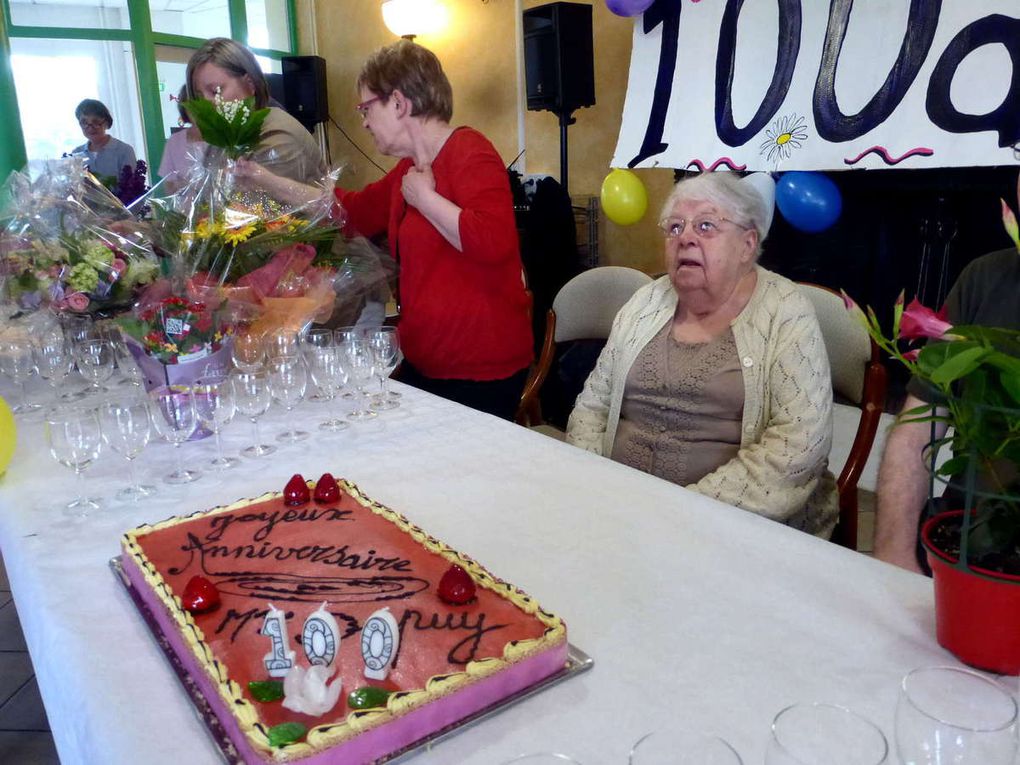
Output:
[120, 477, 568, 763]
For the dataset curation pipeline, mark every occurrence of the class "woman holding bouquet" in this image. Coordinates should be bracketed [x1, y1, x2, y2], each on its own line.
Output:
[186, 38, 324, 184]
[235, 41, 533, 420]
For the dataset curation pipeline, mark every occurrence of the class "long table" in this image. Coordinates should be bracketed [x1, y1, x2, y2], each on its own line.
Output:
[0, 380, 945, 764]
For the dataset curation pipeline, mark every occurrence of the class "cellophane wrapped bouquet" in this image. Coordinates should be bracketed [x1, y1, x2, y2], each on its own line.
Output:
[127, 90, 391, 369]
[0, 157, 160, 316]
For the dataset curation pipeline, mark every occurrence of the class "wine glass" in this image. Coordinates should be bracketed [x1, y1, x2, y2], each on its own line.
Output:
[268, 355, 309, 442]
[150, 388, 201, 484]
[232, 329, 266, 373]
[34, 339, 81, 400]
[192, 376, 240, 470]
[75, 338, 116, 395]
[58, 311, 95, 346]
[367, 326, 400, 410]
[44, 404, 103, 517]
[110, 336, 144, 387]
[765, 703, 888, 765]
[306, 346, 349, 432]
[896, 666, 1018, 764]
[265, 327, 300, 359]
[629, 728, 742, 764]
[233, 371, 276, 457]
[0, 340, 41, 413]
[341, 340, 376, 421]
[99, 396, 156, 501]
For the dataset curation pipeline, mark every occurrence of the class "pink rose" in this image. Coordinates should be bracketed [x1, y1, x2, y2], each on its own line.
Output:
[899, 299, 953, 341]
[65, 292, 90, 312]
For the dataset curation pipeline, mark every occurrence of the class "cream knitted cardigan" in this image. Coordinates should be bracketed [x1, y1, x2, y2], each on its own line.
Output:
[566, 266, 838, 537]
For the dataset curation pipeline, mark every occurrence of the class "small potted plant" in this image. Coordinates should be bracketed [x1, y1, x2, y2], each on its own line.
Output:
[846, 188, 1020, 674]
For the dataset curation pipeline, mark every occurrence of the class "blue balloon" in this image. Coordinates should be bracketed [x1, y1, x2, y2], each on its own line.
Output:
[775, 172, 843, 233]
[606, 0, 655, 17]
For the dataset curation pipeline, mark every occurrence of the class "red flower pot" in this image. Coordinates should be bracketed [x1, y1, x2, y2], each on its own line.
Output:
[922, 510, 1020, 675]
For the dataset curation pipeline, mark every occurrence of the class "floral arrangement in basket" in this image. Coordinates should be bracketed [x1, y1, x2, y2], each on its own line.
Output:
[119, 294, 230, 365]
[1, 159, 160, 315]
[845, 180, 1020, 573]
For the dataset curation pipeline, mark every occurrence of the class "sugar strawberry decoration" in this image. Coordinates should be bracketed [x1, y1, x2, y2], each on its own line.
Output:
[314, 473, 340, 503]
[182, 575, 220, 613]
[284, 474, 311, 506]
[438, 564, 476, 605]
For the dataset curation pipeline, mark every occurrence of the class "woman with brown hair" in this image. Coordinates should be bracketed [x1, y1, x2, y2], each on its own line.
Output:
[186, 37, 324, 184]
[236, 40, 532, 419]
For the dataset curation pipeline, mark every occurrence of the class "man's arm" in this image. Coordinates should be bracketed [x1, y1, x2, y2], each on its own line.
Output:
[874, 394, 948, 572]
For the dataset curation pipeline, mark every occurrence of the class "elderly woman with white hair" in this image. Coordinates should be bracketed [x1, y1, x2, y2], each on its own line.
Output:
[567, 172, 837, 536]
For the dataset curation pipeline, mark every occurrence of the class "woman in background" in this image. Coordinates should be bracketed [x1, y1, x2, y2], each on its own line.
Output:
[72, 99, 136, 181]
[233, 41, 533, 420]
[158, 86, 207, 194]
[567, 172, 837, 536]
[186, 37, 324, 184]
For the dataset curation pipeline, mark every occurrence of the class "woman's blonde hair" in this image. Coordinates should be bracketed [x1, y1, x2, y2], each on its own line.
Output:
[357, 40, 453, 122]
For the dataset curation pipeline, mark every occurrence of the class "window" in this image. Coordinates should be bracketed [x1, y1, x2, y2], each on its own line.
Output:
[11, 38, 143, 163]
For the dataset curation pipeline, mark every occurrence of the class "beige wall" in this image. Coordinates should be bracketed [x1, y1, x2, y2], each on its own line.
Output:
[302, 0, 670, 274]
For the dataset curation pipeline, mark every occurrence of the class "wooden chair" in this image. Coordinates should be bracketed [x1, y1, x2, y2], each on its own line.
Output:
[516, 267, 653, 427]
[797, 283, 888, 550]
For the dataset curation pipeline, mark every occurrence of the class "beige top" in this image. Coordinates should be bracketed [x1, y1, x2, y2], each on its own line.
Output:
[612, 322, 743, 486]
[567, 267, 837, 538]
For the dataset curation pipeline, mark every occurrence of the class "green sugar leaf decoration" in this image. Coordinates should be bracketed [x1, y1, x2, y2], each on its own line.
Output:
[267, 722, 307, 748]
[248, 680, 284, 702]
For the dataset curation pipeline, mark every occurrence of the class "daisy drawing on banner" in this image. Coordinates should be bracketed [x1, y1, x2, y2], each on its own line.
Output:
[759, 113, 809, 166]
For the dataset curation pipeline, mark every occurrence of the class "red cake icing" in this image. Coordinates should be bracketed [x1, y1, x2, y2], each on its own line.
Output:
[120, 479, 567, 763]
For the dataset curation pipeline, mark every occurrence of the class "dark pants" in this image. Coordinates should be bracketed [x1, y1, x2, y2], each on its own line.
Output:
[397, 363, 529, 421]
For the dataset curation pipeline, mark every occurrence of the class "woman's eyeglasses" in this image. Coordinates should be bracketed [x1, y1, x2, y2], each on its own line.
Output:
[78, 118, 106, 129]
[355, 96, 384, 116]
[658, 215, 748, 239]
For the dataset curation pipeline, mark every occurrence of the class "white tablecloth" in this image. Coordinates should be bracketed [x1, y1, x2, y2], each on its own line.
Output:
[0, 380, 948, 764]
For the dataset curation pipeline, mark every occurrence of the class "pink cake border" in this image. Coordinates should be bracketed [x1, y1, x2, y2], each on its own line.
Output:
[121, 549, 568, 764]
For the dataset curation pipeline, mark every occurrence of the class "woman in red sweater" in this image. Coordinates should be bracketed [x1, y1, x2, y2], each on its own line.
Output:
[237, 41, 532, 419]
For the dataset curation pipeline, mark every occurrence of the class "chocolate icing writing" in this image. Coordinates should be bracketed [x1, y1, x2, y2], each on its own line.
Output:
[397, 608, 508, 665]
[206, 505, 353, 542]
[214, 606, 360, 643]
[167, 534, 413, 576]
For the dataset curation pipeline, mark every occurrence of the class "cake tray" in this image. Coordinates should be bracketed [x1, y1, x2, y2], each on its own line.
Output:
[111, 556, 594, 764]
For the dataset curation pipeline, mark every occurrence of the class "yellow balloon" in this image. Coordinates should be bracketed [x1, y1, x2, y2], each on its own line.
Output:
[600, 168, 649, 226]
[0, 396, 14, 477]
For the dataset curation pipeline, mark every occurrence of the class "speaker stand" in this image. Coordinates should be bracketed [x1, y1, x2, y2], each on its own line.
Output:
[558, 110, 577, 196]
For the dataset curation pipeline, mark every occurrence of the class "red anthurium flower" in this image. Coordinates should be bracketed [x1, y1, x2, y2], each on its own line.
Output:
[899, 299, 953, 341]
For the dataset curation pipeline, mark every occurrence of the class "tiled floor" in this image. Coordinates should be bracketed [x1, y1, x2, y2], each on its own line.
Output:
[0, 553, 60, 764]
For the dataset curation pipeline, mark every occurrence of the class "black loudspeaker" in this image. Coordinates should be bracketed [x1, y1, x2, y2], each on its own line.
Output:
[281, 55, 328, 126]
[523, 2, 595, 114]
[265, 73, 286, 108]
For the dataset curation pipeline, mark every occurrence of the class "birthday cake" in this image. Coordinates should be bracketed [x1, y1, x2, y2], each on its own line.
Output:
[120, 475, 568, 763]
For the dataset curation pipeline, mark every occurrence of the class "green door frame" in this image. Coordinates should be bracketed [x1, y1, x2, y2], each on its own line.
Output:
[0, 0, 299, 179]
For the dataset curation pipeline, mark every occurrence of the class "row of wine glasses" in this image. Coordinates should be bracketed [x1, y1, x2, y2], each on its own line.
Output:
[606, 666, 1019, 765]
[1, 330, 144, 415]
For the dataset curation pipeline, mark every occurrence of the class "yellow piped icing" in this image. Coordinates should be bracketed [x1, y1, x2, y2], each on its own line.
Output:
[121, 479, 567, 763]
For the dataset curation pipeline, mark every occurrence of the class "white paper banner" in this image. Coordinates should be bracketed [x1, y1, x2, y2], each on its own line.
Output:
[612, 0, 1020, 172]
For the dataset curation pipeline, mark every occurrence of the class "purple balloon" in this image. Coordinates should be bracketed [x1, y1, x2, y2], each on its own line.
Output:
[606, 0, 655, 17]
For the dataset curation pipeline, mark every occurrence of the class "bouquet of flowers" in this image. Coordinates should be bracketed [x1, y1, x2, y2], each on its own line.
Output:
[1, 158, 160, 315]
[143, 89, 391, 341]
